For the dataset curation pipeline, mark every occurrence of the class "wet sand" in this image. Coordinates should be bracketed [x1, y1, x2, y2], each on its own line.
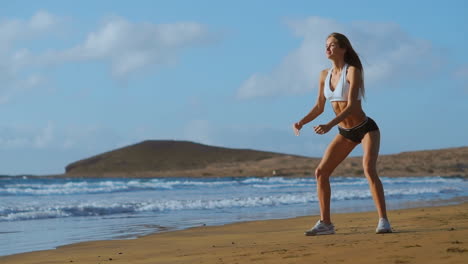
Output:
[2, 202, 467, 264]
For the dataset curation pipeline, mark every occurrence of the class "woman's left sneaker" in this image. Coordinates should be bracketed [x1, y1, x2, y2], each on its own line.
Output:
[305, 220, 335, 236]
[376, 218, 392, 234]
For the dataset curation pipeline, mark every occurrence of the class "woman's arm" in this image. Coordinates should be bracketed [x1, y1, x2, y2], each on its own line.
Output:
[293, 70, 327, 135]
[314, 66, 362, 134]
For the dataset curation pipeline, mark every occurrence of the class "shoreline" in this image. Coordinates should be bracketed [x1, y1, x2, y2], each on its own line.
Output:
[2, 200, 467, 264]
[1, 145, 464, 179]
[2, 174, 467, 180]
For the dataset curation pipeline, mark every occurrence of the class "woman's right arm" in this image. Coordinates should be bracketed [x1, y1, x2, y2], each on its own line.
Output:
[293, 70, 327, 135]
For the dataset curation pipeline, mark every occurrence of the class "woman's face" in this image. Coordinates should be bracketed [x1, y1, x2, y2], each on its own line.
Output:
[326, 37, 346, 59]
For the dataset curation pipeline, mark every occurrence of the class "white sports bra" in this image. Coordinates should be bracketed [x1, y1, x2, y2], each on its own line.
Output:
[324, 64, 362, 102]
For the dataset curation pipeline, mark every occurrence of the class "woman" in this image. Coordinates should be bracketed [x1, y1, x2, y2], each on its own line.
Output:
[293, 32, 392, 235]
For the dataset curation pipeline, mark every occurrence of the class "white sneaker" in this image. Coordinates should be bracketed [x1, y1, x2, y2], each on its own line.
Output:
[376, 218, 392, 234]
[305, 220, 335, 236]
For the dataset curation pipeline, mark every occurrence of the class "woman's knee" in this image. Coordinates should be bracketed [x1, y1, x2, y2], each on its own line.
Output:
[362, 155, 377, 174]
[315, 167, 330, 182]
[363, 163, 376, 175]
[363, 163, 380, 183]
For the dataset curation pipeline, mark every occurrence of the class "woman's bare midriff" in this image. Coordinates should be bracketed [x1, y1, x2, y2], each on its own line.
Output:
[331, 101, 367, 129]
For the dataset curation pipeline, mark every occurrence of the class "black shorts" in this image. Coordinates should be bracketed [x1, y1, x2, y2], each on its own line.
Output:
[338, 117, 379, 143]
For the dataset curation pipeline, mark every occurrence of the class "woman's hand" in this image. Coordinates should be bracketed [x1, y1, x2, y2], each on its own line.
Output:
[293, 122, 303, 136]
[314, 124, 331, 135]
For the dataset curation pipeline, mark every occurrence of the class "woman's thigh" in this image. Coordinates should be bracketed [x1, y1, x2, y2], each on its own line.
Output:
[318, 134, 358, 175]
[361, 130, 380, 173]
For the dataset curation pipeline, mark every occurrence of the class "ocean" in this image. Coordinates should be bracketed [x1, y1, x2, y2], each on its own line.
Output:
[1, 175, 467, 256]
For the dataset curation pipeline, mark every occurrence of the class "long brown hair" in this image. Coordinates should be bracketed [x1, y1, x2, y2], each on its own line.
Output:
[328, 32, 365, 97]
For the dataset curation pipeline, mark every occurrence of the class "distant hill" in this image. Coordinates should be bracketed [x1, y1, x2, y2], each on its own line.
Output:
[65, 140, 295, 177]
[63, 140, 468, 178]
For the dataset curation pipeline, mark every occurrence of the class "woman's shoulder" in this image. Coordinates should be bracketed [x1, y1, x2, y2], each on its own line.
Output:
[346, 65, 361, 74]
[320, 68, 329, 77]
[319, 68, 329, 82]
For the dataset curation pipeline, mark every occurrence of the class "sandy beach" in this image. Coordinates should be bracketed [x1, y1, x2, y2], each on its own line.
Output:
[2, 201, 467, 264]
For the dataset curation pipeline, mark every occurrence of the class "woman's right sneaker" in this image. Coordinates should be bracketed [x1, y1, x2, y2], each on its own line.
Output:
[304, 220, 335, 236]
[376, 218, 392, 234]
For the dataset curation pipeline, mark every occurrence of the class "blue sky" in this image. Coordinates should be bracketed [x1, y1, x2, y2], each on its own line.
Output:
[0, 0, 467, 175]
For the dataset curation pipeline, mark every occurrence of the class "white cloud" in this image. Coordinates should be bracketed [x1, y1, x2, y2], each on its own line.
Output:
[237, 16, 442, 99]
[0, 10, 60, 52]
[0, 11, 217, 104]
[29, 10, 59, 31]
[0, 71, 48, 104]
[0, 10, 61, 103]
[45, 16, 214, 79]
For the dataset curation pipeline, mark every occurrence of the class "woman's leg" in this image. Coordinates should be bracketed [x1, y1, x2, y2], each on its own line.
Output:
[361, 130, 388, 219]
[316, 134, 358, 224]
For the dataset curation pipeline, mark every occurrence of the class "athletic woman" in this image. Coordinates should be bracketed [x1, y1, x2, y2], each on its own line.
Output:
[293, 32, 392, 235]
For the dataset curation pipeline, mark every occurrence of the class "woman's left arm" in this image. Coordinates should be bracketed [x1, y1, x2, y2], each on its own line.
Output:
[314, 66, 362, 134]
